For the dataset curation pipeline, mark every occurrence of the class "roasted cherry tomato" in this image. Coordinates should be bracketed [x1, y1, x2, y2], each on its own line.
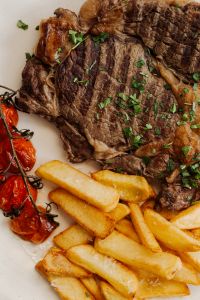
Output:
[0, 102, 18, 138]
[10, 206, 59, 244]
[2, 133, 36, 173]
[0, 175, 37, 215]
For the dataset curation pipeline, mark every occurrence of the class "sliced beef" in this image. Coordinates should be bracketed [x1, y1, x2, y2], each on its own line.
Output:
[17, 0, 200, 210]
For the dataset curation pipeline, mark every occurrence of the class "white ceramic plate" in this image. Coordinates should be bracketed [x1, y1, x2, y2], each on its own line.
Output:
[0, 1, 199, 299]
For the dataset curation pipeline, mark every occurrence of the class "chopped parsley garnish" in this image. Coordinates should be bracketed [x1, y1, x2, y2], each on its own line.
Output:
[170, 103, 177, 114]
[135, 59, 145, 68]
[163, 143, 172, 149]
[73, 77, 89, 86]
[17, 20, 28, 30]
[123, 127, 133, 138]
[98, 97, 112, 109]
[182, 146, 192, 156]
[123, 112, 130, 123]
[131, 135, 143, 148]
[183, 87, 189, 94]
[167, 158, 175, 173]
[129, 94, 142, 114]
[55, 47, 62, 64]
[193, 72, 200, 82]
[25, 53, 33, 61]
[131, 78, 146, 93]
[155, 128, 161, 136]
[180, 163, 200, 189]
[86, 60, 97, 74]
[93, 32, 109, 44]
[69, 30, 84, 45]
[35, 25, 39, 31]
[142, 156, 151, 165]
[191, 124, 200, 129]
[182, 113, 188, 121]
[144, 123, 152, 130]
[118, 93, 128, 101]
[164, 83, 171, 90]
[153, 100, 159, 117]
[177, 121, 186, 126]
[193, 83, 198, 91]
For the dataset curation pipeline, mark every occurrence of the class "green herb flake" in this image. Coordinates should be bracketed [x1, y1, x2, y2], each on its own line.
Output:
[167, 158, 175, 173]
[93, 32, 109, 44]
[142, 156, 151, 165]
[131, 78, 146, 93]
[98, 97, 112, 109]
[35, 25, 39, 31]
[144, 123, 152, 130]
[182, 146, 192, 157]
[155, 127, 161, 136]
[193, 72, 200, 82]
[170, 103, 177, 114]
[73, 77, 89, 86]
[123, 127, 133, 138]
[177, 121, 186, 126]
[86, 60, 97, 75]
[193, 83, 198, 91]
[131, 135, 143, 148]
[17, 20, 28, 30]
[69, 30, 84, 45]
[153, 100, 159, 117]
[118, 93, 128, 101]
[182, 113, 188, 121]
[183, 87, 190, 94]
[135, 59, 145, 68]
[25, 53, 33, 61]
[163, 143, 172, 149]
[191, 124, 200, 129]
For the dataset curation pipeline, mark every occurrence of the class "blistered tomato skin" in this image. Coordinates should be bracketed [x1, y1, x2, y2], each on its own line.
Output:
[0, 103, 19, 138]
[0, 175, 37, 214]
[3, 133, 36, 173]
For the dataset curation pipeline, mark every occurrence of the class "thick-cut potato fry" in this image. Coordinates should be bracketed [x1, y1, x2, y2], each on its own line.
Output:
[191, 228, 200, 240]
[180, 251, 200, 273]
[95, 231, 181, 280]
[135, 271, 189, 298]
[129, 204, 162, 252]
[174, 261, 200, 285]
[37, 160, 119, 212]
[115, 219, 140, 243]
[141, 199, 155, 211]
[109, 203, 130, 222]
[49, 277, 95, 300]
[92, 170, 154, 202]
[100, 281, 132, 300]
[54, 224, 93, 250]
[140, 200, 178, 220]
[39, 247, 90, 278]
[171, 203, 200, 229]
[49, 189, 115, 238]
[36, 262, 94, 300]
[144, 209, 200, 251]
[67, 245, 138, 297]
[81, 277, 104, 300]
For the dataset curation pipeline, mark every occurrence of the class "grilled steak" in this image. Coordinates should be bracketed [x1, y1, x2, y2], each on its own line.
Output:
[17, 0, 200, 210]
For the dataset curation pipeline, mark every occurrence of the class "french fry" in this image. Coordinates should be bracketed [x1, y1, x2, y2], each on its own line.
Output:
[180, 251, 200, 273]
[54, 224, 93, 250]
[36, 261, 95, 300]
[109, 203, 130, 222]
[129, 204, 162, 252]
[95, 231, 182, 280]
[141, 199, 155, 211]
[100, 281, 132, 300]
[135, 271, 189, 298]
[141, 201, 179, 220]
[115, 219, 140, 243]
[144, 209, 200, 251]
[37, 160, 119, 212]
[39, 247, 91, 278]
[67, 245, 138, 297]
[171, 203, 200, 229]
[174, 261, 200, 285]
[191, 228, 200, 240]
[92, 170, 154, 202]
[81, 277, 104, 300]
[49, 189, 115, 238]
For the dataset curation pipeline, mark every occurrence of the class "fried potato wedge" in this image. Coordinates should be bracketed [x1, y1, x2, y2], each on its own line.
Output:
[81, 277, 104, 300]
[50, 276, 95, 300]
[129, 204, 162, 252]
[49, 189, 115, 238]
[109, 203, 130, 222]
[67, 245, 138, 297]
[37, 160, 119, 212]
[100, 281, 132, 300]
[115, 219, 140, 243]
[144, 209, 200, 252]
[95, 231, 181, 280]
[191, 228, 200, 240]
[92, 170, 154, 202]
[135, 271, 189, 298]
[39, 247, 90, 278]
[174, 261, 200, 285]
[171, 203, 200, 229]
[54, 224, 93, 250]
[180, 251, 200, 273]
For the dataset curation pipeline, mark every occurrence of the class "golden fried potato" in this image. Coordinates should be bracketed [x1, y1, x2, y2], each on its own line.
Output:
[38, 247, 90, 278]
[171, 203, 200, 229]
[49, 189, 115, 238]
[95, 231, 181, 280]
[67, 245, 138, 297]
[54, 224, 93, 250]
[144, 209, 200, 252]
[100, 281, 132, 300]
[37, 160, 119, 212]
[174, 261, 200, 285]
[115, 219, 140, 243]
[109, 203, 130, 222]
[92, 170, 154, 202]
[135, 271, 189, 298]
[180, 251, 200, 273]
[129, 204, 162, 252]
[191, 228, 200, 240]
[81, 277, 104, 300]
